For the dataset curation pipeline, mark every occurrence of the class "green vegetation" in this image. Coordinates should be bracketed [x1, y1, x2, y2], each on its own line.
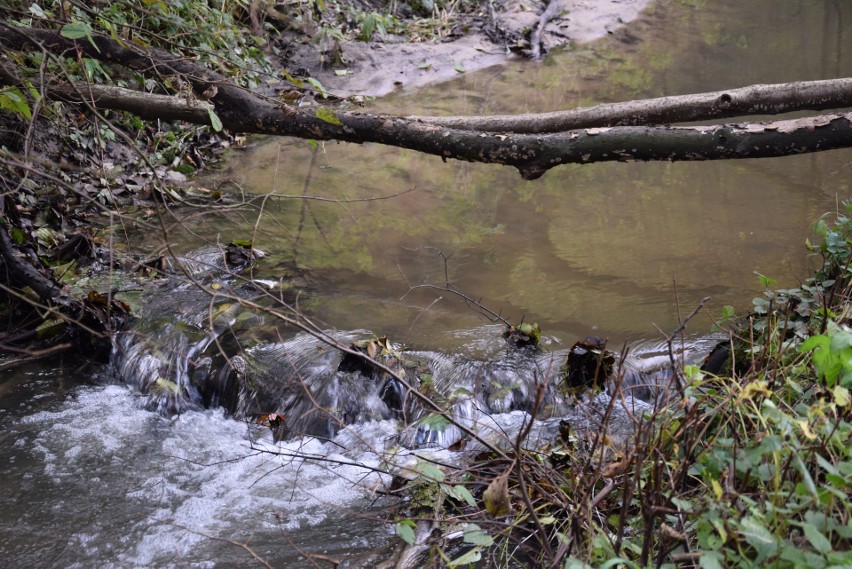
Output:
[391, 205, 852, 568]
[5, 2, 852, 567]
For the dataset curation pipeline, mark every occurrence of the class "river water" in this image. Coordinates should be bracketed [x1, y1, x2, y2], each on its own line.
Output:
[189, 1, 852, 353]
[2, 1, 851, 567]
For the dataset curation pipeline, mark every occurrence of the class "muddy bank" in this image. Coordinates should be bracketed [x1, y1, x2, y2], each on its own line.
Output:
[284, 0, 653, 97]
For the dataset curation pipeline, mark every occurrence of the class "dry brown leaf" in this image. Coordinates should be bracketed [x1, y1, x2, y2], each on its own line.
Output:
[483, 472, 511, 516]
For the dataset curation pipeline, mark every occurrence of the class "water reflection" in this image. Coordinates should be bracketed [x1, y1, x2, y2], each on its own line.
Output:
[200, 0, 852, 350]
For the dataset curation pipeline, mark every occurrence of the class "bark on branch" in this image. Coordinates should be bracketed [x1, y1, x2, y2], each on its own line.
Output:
[408, 77, 852, 133]
[50, 83, 214, 123]
[3, 26, 852, 180]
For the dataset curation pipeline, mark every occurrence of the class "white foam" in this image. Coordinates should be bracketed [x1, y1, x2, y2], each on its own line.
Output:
[15, 384, 397, 567]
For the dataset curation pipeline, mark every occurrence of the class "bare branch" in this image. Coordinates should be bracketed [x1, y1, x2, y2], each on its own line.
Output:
[409, 77, 852, 132]
[4, 26, 852, 179]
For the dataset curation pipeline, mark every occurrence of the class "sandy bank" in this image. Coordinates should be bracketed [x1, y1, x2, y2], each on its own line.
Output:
[285, 0, 653, 97]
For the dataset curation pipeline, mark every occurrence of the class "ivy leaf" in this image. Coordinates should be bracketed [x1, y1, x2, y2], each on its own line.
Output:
[316, 106, 342, 126]
[208, 108, 223, 132]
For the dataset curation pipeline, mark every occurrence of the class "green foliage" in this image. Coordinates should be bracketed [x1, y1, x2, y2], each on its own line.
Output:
[801, 322, 852, 388]
[395, 519, 416, 545]
[0, 85, 33, 119]
[353, 10, 396, 41]
[14, 1, 271, 88]
[393, 205, 852, 567]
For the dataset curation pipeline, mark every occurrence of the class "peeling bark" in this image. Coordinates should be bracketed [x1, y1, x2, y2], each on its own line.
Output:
[2, 26, 852, 180]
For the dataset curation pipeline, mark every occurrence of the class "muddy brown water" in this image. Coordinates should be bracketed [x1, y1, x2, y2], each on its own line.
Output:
[200, 0, 852, 353]
[2, 1, 851, 567]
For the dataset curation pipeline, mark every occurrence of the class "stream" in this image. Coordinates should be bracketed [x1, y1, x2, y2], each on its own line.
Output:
[2, 1, 852, 567]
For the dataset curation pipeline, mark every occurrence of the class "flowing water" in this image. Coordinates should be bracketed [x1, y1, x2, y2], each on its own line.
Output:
[2, 1, 852, 567]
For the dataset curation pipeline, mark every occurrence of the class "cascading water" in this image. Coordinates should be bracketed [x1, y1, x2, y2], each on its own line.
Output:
[110, 249, 725, 454]
[2, 228, 730, 569]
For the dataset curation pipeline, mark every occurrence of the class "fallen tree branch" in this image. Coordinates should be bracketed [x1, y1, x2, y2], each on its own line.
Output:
[408, 77, 852, 132]
[0, 204, 64, 305]
[4, 26, 852, 179]
[51, 82, 214, 124]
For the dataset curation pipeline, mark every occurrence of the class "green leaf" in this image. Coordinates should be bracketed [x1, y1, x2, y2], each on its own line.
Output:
[60, 21, 100, 52]
[208, 108, 223, 132]
[29, 4, 46, 18]
[155, 377, 181, 394]
[334, 69, 349, 76]
[315, 106, 342, 126]
[281, 71, 304, 87]
[394, 520, 415, 545]
[417, 413, 450, 431]
[803, 523, 832, 554]
[452, 61, 465, 73]
[306, 77, 328, 98]
[738, 517, 778, 563]
[414, 461, 445, 482]
[754, 271, 777, 287]
[10, 227, 25, 245]
[60, 21, 91, 39]
[359, 15, 376, 41]
[0, 87, 32, 120]
[698, 551, 724, 569]
[448, 547, 481, 567]
[450, 484, 476, 507]
[462, 524, 493, 546]
[834, 385, 850, 406]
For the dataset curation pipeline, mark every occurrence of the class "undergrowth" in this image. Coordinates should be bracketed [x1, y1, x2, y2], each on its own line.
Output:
[393, 203, 852, 568]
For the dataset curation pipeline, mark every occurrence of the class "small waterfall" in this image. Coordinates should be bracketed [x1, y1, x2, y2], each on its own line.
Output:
[111, 246, 261, 415]
[110, 248, 726, 451]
